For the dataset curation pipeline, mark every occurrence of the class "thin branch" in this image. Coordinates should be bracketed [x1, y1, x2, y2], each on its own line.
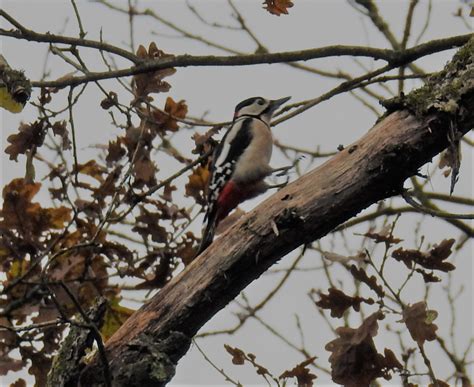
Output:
[402, 190, 474, 219]
[193, 340, 242, 386]
[70, 0, 86, 39]
[58, 282, 111, 387]
[21, 34, 470, 89]
[0, 9, 139, 63]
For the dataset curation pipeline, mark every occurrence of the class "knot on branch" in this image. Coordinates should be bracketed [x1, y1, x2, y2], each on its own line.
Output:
[81, 331, 190, 387]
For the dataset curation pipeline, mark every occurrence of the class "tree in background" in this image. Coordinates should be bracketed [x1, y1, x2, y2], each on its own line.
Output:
[0, 1, 473, 386]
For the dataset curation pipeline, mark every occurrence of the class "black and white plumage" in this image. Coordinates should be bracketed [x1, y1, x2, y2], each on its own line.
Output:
[197, 96, 291, 255]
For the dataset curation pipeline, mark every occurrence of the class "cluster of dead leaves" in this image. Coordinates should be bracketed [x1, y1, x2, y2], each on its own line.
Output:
[263, 0, 294, 16]
[318, 226, 456, 385]
[142, 97, 188, 134]
[224, 344, 317, 386]
[0, 37, 204, 385]
[132, 42, 176, 102]
[392, 239, 456, 274]
[326, 312, 403, 387]
[5, 120, 70, 162]
[0, 178, 71, 244]
[0, 178, 112, 384]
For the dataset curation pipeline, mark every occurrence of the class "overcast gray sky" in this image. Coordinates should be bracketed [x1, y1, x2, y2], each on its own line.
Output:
[1, 1, 472, 386]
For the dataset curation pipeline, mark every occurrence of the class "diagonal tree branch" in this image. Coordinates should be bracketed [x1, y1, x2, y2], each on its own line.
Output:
[70, 38, 474, 387]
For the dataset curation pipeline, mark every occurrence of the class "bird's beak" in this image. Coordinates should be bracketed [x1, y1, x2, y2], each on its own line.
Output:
[269, 96, 291, 112]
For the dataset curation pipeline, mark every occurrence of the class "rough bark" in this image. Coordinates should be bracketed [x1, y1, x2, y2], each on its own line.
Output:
[64, 39, 472, 386]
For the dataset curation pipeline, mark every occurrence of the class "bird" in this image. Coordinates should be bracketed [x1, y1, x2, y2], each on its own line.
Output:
[197, 96, 291, 255]
[0, 55, 31, 113]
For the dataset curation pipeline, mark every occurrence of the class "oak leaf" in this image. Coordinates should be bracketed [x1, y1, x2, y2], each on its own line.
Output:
[362, 224, 402, 245]
[133, 155, 157, 188]
[142, 97, 188, 134]
[279, 357, 317, 386]
[51, 120, 71, 150]
[100, 91, 118, 110]
[224, 344, 246, 365]
[185, 166, 210, 205]
[133, 207, 168, 243]
[402, 302, 438, 346]
[263, 0, 294, 16]
[315, 287, 374, 318]
[132, 42, 176, 100]
[392, 239, 455, 272]
[106, 139, 126, 166]
[0, 179, 72, 240]
[191, 126, 220, 155]
[0, 356, 24, 375]
[350, 265, 385, 298]
[75, 160, 107, 182]
[326, 312, 401, 386]
[5, 120, 47, 161]
[9, 379, 27, 387]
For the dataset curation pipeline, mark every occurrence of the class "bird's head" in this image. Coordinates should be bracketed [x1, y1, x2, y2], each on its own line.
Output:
[233, 96, 291, 125]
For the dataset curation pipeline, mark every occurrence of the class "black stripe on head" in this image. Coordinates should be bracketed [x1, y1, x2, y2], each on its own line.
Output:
[234, 96, 263, 115]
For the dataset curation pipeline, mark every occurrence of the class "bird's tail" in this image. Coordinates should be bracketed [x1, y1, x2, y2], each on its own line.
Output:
[196, 207, 218, 256]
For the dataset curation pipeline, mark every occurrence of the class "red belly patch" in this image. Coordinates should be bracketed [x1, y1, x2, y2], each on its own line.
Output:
[216, 181, 243, 222]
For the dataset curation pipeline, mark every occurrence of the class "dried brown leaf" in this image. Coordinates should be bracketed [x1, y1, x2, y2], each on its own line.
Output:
[93, 166, 123, 201]
[263, 0, 294, 16]
[133, 156, 157, 188]
[224, 344, 246, 365]
[9, 378, 27, 387]
[279, 357, 317, 386]
[132, 43, 176, 99]
[143, 97, 188, 134]
[392, 239, 455, 272]
[132, 207, 168, 243]
[363, 224, 402, 245]
[0, 179, 72, 240]
[0, 356, 25, 375]
[402, 302, 438, 346]
[315, 288, 374, 318]
[105, 139, 126, 166]
[350, 265, 385, 298]
[326, 312, 400, 386]
[75, 160, 107, 182]
[100, 91, 118, 110]
[51, 120, 71, 150]
[191, 126, 220, 155]
[5, 120, 47, 161]
[185, 166, 210, 205]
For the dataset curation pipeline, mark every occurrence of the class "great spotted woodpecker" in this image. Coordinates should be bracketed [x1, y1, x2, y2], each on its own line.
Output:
[197, 96, 291, 255]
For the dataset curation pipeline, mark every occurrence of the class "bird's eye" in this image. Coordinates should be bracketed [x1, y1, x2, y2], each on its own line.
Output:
[257, 99, 264, 105]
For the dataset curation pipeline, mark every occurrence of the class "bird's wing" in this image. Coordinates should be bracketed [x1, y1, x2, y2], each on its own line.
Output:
[205, 118, 253, 212]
